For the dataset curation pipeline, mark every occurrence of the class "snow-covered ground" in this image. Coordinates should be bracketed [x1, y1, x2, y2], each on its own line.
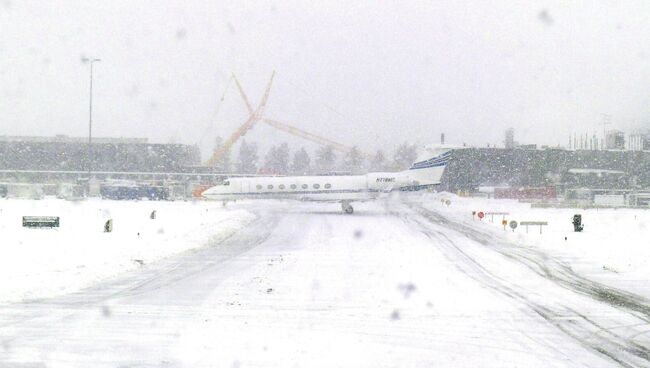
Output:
[0, 199, 620, 367]
[0, 198, 255, 304]
[422, 192, 650, 298]
[3, 197, 650, 366]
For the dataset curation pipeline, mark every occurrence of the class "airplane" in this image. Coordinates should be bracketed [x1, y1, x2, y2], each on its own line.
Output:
[202, 145, 453, 213]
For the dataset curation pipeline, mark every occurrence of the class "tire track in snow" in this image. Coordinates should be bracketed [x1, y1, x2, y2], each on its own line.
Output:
[390, 200, 650, 367]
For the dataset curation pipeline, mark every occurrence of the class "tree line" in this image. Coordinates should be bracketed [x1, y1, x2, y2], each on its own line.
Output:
[211, 137, 419, 175]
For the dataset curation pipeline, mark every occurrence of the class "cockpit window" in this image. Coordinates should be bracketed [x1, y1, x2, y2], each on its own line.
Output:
[223, 181, 230, 186]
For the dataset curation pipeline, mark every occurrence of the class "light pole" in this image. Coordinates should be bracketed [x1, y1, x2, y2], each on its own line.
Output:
[83, 58, 101, 193]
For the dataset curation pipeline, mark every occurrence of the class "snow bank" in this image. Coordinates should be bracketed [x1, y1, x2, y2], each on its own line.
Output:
[418, 192, 650, 297]
[0, 198, 255, 304]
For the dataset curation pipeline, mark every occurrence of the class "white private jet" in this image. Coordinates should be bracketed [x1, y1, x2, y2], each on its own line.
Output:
[203, 145, 453, 213]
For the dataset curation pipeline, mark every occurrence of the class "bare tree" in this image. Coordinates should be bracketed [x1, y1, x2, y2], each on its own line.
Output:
[291, 147, 311, 175]
[342, 146, 364, 174]
[370, 149, 388, 171]
[315, 145, 336, 173]
[392, 142, 418, 170]
[264, 143, 290, 175]
[237, 140, 258, 174]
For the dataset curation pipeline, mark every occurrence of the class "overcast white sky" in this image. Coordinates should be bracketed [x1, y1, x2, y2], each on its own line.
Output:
[1, 1, 650, 158]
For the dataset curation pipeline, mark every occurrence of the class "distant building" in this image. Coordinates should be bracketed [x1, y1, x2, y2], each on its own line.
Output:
[504, 128, 517, 149]
[562, 168, 628, 189]
[0, 135, 200, 172]
[494, 186, 556, 200]
[0, 135, 148, 144]
[627, 133, 650, 151]
[518, 144, 537, 150]
[605, 130, 625, 150]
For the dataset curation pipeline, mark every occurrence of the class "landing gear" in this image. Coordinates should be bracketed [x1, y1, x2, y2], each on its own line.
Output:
[341, 201, 354, 214]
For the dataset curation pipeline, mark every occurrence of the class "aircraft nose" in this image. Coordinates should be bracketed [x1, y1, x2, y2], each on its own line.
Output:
[202, 187, 216, 197]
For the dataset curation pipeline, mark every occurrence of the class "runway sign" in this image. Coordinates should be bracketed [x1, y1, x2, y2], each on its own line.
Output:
[22, 216, 59, 228]
[520, 221, 548, 234]
[485, 211, 509, 222]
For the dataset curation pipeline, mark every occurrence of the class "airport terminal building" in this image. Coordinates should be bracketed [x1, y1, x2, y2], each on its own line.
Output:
[0, 135, 200, 172]
[0, 135, 206, 199]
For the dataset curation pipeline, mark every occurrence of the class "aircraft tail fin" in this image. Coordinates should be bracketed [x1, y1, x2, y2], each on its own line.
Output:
[402, 145, 456, 188]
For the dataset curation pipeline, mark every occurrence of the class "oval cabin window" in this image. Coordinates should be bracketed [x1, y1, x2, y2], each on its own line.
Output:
[324, 183, 332, 189]
[279, 184, 285, 190]
[256, 184, 262, 190]
[290, 184, 297, 189]
[267, 185, 274, 190]
[313, 184, 320, 189]
[302, 184, 308, 189]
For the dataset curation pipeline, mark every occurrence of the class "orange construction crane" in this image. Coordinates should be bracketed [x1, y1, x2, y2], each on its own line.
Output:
[205, 72, 275, 167]
[231, 74, 372, 158]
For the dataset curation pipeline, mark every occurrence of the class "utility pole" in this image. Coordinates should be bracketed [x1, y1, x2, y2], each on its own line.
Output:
[83, 57, 101, 194]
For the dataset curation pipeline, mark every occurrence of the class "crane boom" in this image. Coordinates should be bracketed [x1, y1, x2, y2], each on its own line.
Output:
[231, 74, 371, 158]
[233, 74, 254, 115]
[206, 72, 275, 166]
[262, 118, 372, 158]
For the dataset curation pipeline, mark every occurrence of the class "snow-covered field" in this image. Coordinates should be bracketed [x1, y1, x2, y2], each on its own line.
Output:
[3, 197, 650, 366]
[423, 192, 650, 298]
[0, 198, 255, 304]
[4, 195, 649, 305]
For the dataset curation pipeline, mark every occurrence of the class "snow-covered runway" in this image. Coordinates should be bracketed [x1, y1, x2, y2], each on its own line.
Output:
[1, 198, 649, 367]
